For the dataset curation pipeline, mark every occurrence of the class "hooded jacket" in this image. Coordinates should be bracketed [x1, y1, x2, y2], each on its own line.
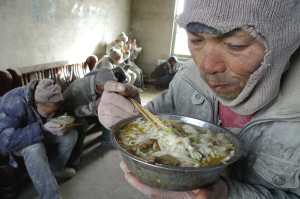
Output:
[62, 75, 101, 117]
[177, 0, 300, 115]
[144, 47, 300, 198]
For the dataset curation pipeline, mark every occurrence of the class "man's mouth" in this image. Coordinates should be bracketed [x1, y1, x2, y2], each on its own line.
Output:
[206, 82, 232, 92]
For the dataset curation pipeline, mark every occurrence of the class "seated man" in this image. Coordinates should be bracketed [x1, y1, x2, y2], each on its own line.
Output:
[97, 0, 300, 198]
[93, 48, 123, 70]
[123, 64, 137, 87]
[62, 67, 119, 165]
[151, 56, 178, 90]
[106, 32, 131, 63]
[127, 37, 147, 92]
[106, 34, 137, 86]
[0, 79, 77, 199]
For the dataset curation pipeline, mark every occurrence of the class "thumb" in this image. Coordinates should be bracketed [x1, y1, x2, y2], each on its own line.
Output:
[60, 124, 66, 130]
[196, 189, 216, 199]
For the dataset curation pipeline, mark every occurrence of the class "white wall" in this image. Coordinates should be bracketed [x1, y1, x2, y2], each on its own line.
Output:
[0, 0, 132, 70]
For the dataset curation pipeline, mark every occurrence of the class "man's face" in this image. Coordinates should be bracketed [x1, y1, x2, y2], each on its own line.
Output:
[35, 102, 60, 118]
[116, 40, 126, 46]
[187, 29, 266, 100]
[171, 61, 177, 67]
[114, 57, 121, 65]
[97, 85, 105, 94]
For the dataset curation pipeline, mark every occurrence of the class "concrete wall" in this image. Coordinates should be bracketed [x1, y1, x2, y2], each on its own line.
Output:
[0, 0, 132, 70]
[130, 0, 176, 79]
[0, 0, 177, 79]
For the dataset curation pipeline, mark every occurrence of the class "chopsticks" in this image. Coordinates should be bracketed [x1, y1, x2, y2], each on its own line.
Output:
[128, 97, 174, 133]
[66, 123, 83, 127]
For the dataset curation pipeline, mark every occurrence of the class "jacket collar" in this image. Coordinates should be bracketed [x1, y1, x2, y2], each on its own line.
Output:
[26, 79, 40, 107]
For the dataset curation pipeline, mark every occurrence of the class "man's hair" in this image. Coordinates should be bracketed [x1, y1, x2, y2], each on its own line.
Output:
[187, 23, 221, 35]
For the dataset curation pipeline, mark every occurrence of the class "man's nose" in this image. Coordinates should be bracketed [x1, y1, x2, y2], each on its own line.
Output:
[201, 44, 226, 74]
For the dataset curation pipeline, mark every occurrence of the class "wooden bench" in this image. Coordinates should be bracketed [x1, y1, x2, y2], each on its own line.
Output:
[0, 69, 13, 97]
[16, 60, 89, 92]
[0, 57, 98, 198]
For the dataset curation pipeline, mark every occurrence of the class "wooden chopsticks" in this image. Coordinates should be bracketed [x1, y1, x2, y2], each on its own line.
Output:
[66, 123, 83, 127]
[128, 97, 167, 130]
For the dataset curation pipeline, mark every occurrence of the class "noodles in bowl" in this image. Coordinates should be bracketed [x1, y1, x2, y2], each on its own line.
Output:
[50, 115, 75, 131]
[117, 117, 235, 167]
[111, 114, 243, 191]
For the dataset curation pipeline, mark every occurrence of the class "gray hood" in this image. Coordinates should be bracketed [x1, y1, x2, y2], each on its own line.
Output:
[177, 0, 300, 115]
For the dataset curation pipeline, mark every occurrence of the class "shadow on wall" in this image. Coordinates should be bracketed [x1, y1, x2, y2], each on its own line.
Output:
[93, 43, 107, 57]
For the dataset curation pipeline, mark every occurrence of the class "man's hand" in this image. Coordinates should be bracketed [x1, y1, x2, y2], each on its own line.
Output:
[98, 81, 141, 129]
[44, 122, 66, 136]
[120, 161, 229, 199]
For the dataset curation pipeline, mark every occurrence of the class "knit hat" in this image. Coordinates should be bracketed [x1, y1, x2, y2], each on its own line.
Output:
[108, 48, 123, 60]
[177, 0, 300, 115]
[34, 79, 63, 103]
[116, 32, 128, 42]
[95, 67, 117, 85]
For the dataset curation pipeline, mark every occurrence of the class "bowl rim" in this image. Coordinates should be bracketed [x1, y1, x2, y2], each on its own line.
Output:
[50, 115, 75, 122]
[111, 114, 243, 172]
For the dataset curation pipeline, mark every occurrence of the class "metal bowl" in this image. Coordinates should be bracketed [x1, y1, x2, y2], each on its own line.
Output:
[50, 115, 75, 131]
[110, 114, 243, 191]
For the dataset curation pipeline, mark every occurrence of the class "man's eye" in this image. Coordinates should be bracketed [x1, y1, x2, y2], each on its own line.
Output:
[226, 43, 248, 51]
[190, 39, 202, 44]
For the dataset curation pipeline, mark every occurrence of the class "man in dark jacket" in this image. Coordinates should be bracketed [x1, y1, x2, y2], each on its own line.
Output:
[151, 56, 178, 90]
[0, 79, 77, 199]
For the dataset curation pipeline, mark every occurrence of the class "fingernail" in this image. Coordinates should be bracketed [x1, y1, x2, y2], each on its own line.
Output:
[132, 107, 138, 115]
[120, 161, 124, 170]
[125, 173, 131, 182]
[117, 84, 125, 92]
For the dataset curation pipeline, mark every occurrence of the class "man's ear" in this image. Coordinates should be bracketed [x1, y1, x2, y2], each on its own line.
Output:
[35, 101, 39, 106]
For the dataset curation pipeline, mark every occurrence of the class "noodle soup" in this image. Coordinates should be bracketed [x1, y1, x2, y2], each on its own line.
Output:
[117, 117, 235, 167]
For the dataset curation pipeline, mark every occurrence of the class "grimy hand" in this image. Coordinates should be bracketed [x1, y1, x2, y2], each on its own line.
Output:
[44, 122, 66, 136]
[98, 81, 141, 129]
[120, 161, 229, 199]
